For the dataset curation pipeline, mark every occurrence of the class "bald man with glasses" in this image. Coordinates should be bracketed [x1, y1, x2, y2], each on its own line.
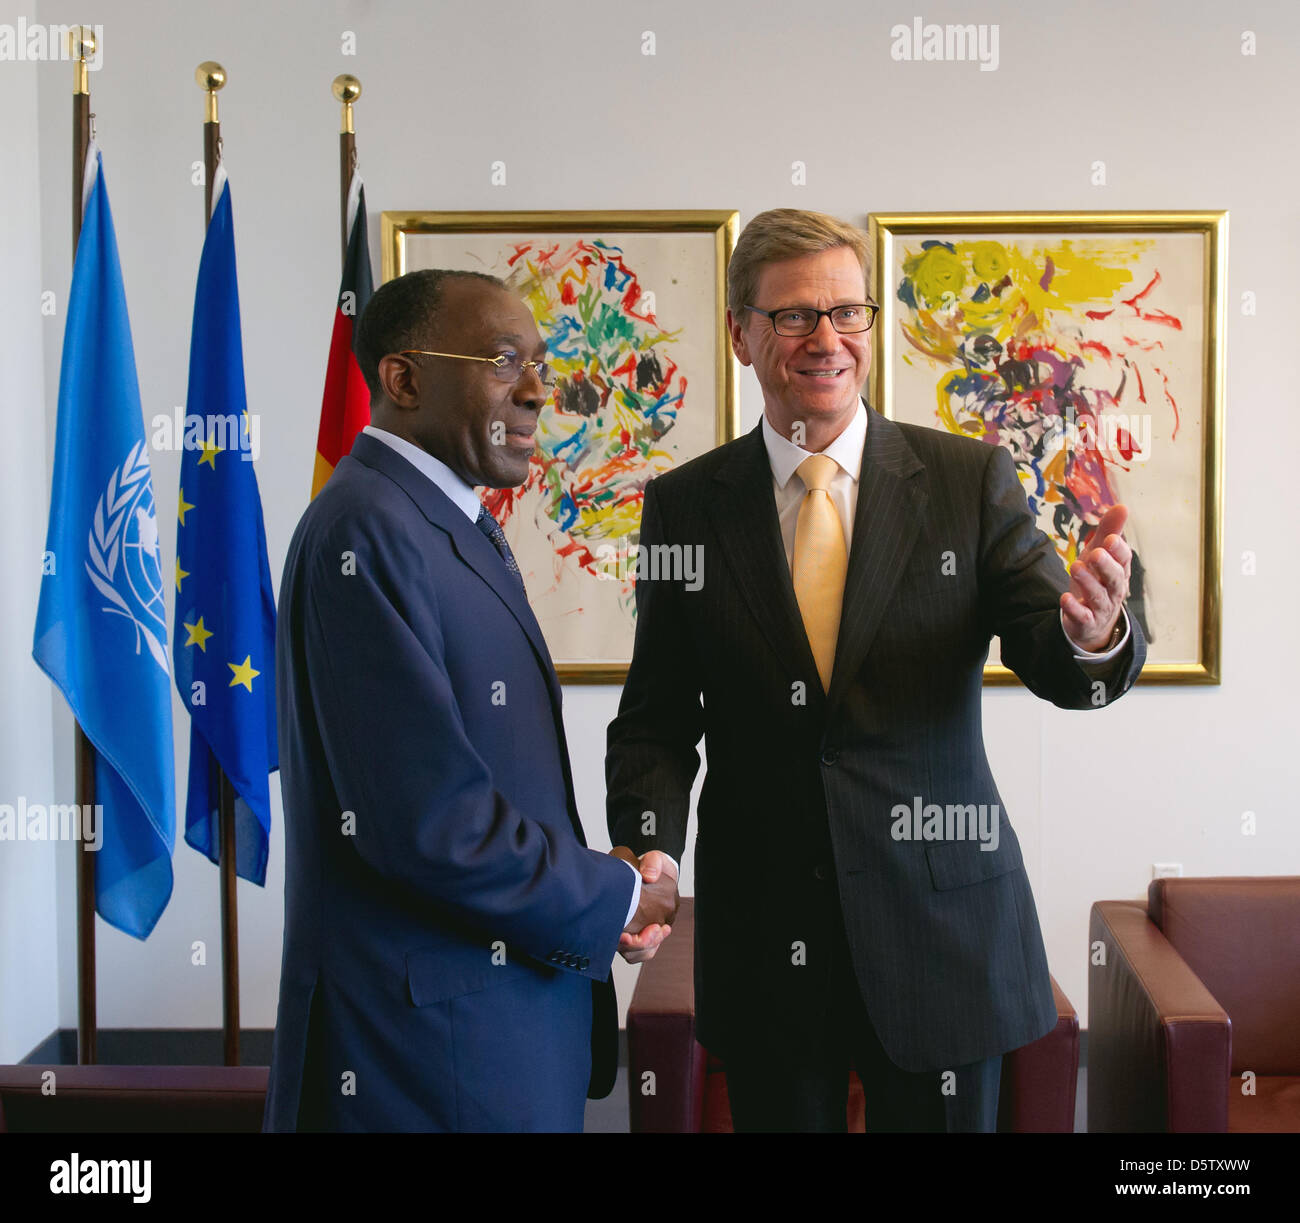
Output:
[266, 268, 677, 1132]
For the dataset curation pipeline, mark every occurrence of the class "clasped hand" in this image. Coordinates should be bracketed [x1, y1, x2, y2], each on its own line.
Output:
[610, 846, 679, 964]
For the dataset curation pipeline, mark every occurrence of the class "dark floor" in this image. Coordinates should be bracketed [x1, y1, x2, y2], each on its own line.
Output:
[583, 1062, 632, 1132]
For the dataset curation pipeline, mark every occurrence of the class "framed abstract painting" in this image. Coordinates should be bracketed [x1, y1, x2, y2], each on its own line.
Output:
[869, 211, 1225, 684]
[382, 209, 739, 681]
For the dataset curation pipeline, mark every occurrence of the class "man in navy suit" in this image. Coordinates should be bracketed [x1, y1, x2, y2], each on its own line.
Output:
[264, 269, 678, 1132]
[606, 209, 1145, 1132]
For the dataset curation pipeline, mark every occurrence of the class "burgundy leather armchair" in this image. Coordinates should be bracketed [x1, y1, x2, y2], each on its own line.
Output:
[0, 1065, 268, 1132]
[1088, 876, 1300, 1132]
[626, 898, 1080, 1132]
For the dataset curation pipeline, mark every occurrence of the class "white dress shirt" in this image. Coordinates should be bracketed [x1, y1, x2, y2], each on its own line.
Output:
[362, 426, 644, 925]
[759, 404, 1131, 664]
[762, 401, 868, 567]
[362, 425, 482, 520]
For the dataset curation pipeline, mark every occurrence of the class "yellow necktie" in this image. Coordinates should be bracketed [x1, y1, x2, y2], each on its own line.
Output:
[792, 453, 848, 692]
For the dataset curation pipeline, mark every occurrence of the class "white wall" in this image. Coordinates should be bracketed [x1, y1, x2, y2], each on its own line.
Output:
[0, 0, 59, 1063]
[6, 0, 1298, 1050]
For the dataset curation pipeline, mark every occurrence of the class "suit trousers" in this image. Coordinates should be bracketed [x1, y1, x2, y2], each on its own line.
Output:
[722, 912, 1002, 1133]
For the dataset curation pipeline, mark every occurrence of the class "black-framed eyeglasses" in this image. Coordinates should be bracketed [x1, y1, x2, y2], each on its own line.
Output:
[745, 303, 879, 337]
[400, 349, 557, 388]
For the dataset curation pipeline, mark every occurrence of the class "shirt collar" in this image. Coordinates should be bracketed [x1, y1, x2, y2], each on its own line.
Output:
[760, 399, 868, 489]
[361, 425, 483, 522]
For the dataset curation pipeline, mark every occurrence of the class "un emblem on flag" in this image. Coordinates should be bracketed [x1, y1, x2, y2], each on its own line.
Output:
[85, 440, 169, 673]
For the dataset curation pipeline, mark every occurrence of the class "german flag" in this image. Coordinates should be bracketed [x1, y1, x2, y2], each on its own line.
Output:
[311, 173, 373, 498]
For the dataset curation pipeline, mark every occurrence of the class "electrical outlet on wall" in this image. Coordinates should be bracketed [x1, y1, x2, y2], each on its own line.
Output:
[1152, 862, 1184, 879]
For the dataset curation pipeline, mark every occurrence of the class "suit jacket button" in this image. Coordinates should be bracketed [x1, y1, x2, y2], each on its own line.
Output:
[548, 951, 561, 962]
[813, 863, 830, 881]
[821, 749, 838, 766]
[580, 957, 590, 970]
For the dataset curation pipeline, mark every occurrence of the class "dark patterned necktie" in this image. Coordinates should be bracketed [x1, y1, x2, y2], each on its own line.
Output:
[475, 506, 526, 593]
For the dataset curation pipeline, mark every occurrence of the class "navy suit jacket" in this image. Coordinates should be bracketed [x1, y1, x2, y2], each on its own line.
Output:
[607, 406, 1146, 1071]
[264, 432, 633, 1132]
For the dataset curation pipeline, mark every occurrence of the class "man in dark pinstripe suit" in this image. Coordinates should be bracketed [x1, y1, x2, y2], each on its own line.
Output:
[605, 209, 1145, 1132]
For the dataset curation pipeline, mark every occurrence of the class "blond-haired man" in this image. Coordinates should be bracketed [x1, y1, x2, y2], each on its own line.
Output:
[606, 208, 1143, 1131]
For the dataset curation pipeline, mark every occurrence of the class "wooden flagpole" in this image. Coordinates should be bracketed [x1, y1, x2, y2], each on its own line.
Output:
[71, 24, 97, 1068]
[195, 60, 241, 1068]
[333, 75, 360, 269]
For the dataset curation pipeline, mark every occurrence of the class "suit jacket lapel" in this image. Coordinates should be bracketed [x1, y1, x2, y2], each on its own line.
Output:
[348, 433, 566, 721]
[709, 425, 825, 702]
[826, 406, 927, 712]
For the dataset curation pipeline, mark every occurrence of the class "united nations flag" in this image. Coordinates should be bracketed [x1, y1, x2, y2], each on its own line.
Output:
[32, 143, 176, 940]
[173, 163, 277, 885]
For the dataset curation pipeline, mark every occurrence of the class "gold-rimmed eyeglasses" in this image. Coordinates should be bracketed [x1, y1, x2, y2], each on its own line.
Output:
[399, 349, 557, 388]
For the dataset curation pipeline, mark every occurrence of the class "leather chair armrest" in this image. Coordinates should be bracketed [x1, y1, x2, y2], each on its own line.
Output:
[0, 1064, 268, 1133]
[626, 898, 707, 1133]
[999, 974, 1079, 1132]
[1088, 901, 1231, 1132]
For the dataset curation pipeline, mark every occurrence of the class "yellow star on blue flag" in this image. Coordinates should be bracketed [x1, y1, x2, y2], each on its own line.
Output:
[172, 167, 277, 887]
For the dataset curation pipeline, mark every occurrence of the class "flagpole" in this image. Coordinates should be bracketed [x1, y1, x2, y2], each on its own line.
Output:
[333, 75, 360, 270]
[71, 24, 97, 1068]
[312, 76, 372, 500]
[196, 60, 242, 1068]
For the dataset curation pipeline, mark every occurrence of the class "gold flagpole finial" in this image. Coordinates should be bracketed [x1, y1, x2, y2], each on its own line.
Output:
[332, 74, 361, 135]
[70, 26, 96, 95]
[196, 61, 226, 124]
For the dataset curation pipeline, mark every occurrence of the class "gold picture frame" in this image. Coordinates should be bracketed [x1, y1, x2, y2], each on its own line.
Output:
[381, 209, 740, 682]
[869, 211, 1225, 684]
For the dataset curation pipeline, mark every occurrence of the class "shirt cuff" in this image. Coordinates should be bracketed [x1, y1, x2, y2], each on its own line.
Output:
[622, 859, 642, 927]
[1062, 604, 1131, 663]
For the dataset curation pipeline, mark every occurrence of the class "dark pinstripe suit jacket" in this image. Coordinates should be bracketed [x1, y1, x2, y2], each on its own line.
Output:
[606, 404, 1145, 1072]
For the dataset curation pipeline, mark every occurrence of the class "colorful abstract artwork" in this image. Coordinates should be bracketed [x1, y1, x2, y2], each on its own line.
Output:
[384, 211, 738, 679]
[870, 213, 1224, 683]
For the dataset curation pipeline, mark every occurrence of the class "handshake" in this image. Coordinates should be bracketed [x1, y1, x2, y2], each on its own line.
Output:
[609, 846, 680, 964]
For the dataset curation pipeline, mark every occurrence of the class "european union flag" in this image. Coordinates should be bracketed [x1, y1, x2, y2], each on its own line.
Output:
[32, 145, 176, 940]
[173, 165, 277, 884]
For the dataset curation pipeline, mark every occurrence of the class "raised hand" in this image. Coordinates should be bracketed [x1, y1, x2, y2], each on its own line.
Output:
[611, 848, 679, 964]
[1062, 504, 1132, 652]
